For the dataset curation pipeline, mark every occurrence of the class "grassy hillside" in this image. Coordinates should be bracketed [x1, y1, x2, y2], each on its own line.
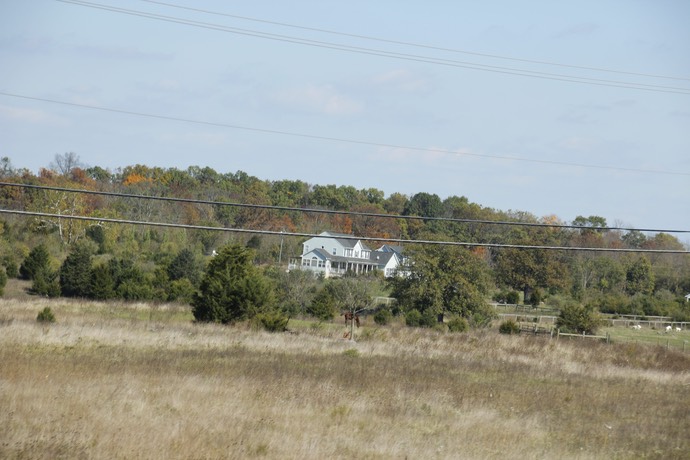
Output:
[1, 294, 688, 459]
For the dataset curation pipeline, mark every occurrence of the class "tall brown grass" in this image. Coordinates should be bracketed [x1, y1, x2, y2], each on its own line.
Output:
[1, 296, 689, 459]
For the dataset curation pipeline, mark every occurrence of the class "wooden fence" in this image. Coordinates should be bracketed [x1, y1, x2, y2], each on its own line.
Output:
[499, 313, 558, 325]
[556, 330, 610, 343]
[552, 329, 689, 352]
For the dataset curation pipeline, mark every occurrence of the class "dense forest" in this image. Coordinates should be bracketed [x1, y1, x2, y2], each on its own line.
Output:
[1, 153, 688, 326]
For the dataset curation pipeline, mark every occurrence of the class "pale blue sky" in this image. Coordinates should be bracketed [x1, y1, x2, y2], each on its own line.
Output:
[1, 0, 689, 234]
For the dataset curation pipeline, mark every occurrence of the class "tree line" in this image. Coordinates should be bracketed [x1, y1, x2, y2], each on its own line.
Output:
[1, 154, 689, 330]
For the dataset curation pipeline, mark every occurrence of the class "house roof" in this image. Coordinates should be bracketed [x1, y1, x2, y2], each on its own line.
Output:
[319, 231, 372, 251]
[378, 244, 404, 255]
[303, 249, 329, 260]
[370, 250, 397, 267]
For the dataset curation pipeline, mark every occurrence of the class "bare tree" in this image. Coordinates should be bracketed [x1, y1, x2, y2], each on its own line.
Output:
[51, 152, 82, 176]
[0, 157, 15, 178]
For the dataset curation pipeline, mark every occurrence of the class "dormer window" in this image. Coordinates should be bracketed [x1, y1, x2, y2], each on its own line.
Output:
[332, 248, 336, 255]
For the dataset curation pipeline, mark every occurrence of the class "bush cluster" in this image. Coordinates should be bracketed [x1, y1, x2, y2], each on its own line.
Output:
[405, 309, 438, 328]
[36, 307, 56, 323]
[373, 308, 392, 326]
[498, 320, 520, 335]
[446, 316, 469, 333]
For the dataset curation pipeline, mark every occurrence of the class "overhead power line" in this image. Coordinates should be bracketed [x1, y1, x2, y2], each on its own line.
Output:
[56, 0, 690, 95]
[139, 0, 690, 83]
[3, 91, 689, 178]
[2, 182, 688, 235]
[1, 208, 687, 254]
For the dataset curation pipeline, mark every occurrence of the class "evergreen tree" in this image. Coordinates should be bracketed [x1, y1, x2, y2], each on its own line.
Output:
[192, 244, 274, 323]
[85, 225, 107, 253]
[167, 248, 202, 285]
[59, 243, 93, 297]
[307, 284, 338, 321]
[20, 244, 51, 280]
[88, 263, 115, 300]
[31, 269, 61, 297]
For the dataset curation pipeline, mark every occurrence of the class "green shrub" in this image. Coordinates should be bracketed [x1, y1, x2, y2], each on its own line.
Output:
[447, 316, 469, 333]
[499, 320, 520, 334]
[529, 288, 544, 307]
[31, 269, 61, 298]
[494, 290, 520, 304]
[342, 348, 360, 358]
[556, 302, 603, 335]
[406, 309, 440, 328]
[0, 267, 6, 296]
[252, 311, 289, 332]
[405, 309, 422, 327]
[168, 278, 196, 303]
[306, 286, 337, 321]
[373, 308, 392, 326]
[506, 291, 520, 305]
[420, 310, 438, 328]
[37, 307, 56, 323]
[116, 279, 155, 301]
[2, 257, 19, 279]
[468, 305, 497, 328]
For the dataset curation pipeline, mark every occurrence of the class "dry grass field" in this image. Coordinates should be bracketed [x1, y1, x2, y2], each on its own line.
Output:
[1, 291, 689, 459]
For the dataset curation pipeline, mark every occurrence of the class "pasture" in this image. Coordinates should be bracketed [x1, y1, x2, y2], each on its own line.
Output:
[1, 296, 689, 459]
[604, 325, 690, 352]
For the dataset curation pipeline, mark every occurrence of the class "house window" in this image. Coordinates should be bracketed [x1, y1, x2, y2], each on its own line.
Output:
[311, 257, 317, 267]
[355, 250, 359, 258]
[305, 245, 309, 253]
[302, 258, 309, 266]
[318, 260, 325, 268]
[345, 249, 353, 257]
[332, 248, 336, 255]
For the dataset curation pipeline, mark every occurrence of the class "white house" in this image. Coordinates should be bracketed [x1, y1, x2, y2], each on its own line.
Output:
[288, 231, 406, 278]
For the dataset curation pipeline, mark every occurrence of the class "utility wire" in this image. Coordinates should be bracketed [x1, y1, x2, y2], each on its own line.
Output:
[3, 91, 689, 178]
[139, 0, 690, 83]
[2, 181, 688, 234]
[1, 208, 687, 254]
[56, 0, 690, 95]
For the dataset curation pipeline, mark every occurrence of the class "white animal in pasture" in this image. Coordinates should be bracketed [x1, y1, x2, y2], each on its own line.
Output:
[631, 325, 642, 330]
[665, 325, 672, 332]
[675, 327, 682, 332]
